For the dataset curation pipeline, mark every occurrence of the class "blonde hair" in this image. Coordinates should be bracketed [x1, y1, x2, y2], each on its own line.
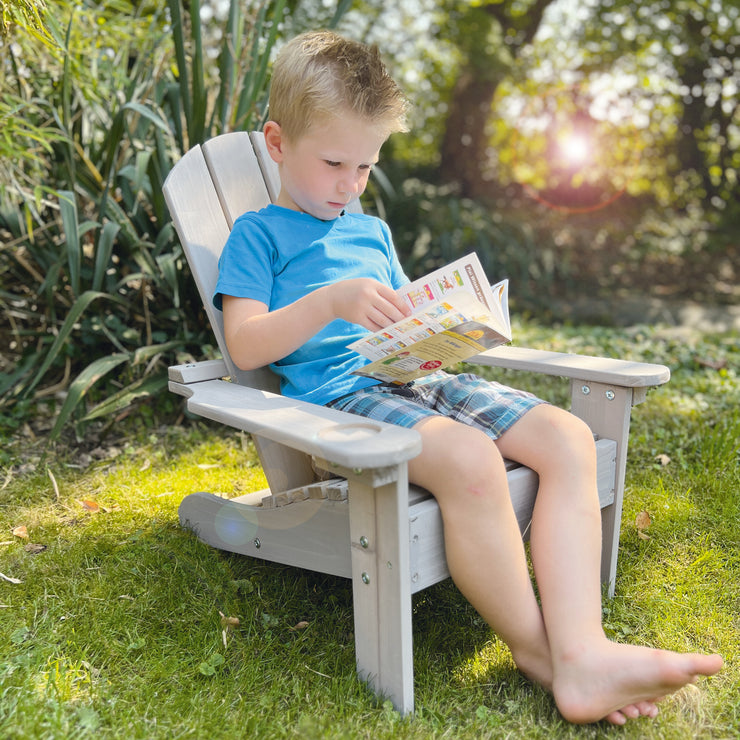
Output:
[268, 30, 409, 141]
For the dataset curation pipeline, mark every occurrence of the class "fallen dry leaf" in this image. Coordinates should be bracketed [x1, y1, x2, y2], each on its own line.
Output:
[636, 510, 652, 540]
[24, 543, 47, 554]
[11, 525, 28, 539]
[219, 611, 240, 629]
[291, 620, 310, 631]
[0, 571, 22, 584]
[78, 500, 100, 513]
[635, 510, 651, 529]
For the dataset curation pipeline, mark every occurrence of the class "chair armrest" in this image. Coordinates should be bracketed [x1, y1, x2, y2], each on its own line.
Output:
[168, 368, 422, 469]
[470, 346, 670, 388]
[169, 359, 230, 383]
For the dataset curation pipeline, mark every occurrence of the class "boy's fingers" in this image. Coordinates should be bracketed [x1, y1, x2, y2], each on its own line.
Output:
[378, 285, 411, 318]
[378, 297, 409, 325]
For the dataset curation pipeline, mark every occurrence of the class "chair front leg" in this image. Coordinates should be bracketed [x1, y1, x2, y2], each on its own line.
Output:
[570, 380, 636, 597]
[341, 464, 415, 715]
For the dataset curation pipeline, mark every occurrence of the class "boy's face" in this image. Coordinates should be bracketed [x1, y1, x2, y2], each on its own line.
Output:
[267, 113, 388, 221]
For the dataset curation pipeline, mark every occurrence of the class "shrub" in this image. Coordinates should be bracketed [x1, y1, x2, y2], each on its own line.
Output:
[0, 0, 296, 440]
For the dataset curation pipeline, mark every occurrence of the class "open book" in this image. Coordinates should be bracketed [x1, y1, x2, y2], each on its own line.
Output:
[349, 253, 511, 384]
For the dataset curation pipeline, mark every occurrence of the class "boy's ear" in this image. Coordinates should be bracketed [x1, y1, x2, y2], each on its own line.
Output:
[263, 121, 285, 163]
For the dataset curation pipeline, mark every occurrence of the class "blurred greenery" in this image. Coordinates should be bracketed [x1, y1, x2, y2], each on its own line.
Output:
[1, 0, 299, 440]
[1, 0, 49, 39]
[1, 0, 737, 443]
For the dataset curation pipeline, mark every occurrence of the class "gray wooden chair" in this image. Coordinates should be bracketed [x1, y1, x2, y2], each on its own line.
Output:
[162, 131, 670, 714]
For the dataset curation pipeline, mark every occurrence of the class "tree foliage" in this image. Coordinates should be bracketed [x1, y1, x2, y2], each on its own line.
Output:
[579, 0, 739, 207]
[412, 0, 738, 215]
[435, 0, 556, 197]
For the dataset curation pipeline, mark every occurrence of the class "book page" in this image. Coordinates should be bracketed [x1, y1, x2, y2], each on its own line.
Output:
[396, 253, 508, 335]
[348, 252, 512, 384]
[348, 289, 508, 362]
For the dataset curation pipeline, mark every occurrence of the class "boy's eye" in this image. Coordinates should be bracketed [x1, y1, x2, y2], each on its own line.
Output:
[324, 161, 374, 171]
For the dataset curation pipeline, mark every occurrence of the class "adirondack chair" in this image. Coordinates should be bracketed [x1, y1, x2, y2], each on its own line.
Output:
[162, 131, 670, 715]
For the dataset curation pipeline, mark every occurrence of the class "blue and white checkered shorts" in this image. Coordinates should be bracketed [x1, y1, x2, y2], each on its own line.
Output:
[325, 371, 546, 440]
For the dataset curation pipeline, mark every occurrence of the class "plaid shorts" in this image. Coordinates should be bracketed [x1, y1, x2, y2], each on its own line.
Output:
[325, 371, 546, 440]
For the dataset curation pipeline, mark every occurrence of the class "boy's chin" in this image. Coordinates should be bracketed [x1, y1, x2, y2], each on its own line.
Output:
[311, 205, 346, 221]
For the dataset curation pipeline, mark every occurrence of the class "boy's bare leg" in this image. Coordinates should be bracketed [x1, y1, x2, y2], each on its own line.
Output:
[495, 404, 723, 724]
[408, 416, 554, 689]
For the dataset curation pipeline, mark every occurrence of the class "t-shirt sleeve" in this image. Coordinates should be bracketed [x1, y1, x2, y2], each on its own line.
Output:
[213, 214, 274, 311]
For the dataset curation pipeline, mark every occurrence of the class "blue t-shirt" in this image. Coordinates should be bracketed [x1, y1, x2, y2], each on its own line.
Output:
[214, 204, 409, 405]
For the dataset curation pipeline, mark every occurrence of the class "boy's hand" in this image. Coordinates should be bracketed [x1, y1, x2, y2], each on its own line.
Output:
[329, 278, 411, 331]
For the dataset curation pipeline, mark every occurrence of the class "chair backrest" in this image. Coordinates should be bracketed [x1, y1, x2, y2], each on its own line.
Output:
[162, 131, 275, 391]
[163, 131, 361, 491]
[163, 131, 362, 392]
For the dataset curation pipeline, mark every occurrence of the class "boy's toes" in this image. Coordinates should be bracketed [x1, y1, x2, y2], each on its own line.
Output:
[620, 704, 641, 719]
[605, 701, 659, 725]
[635, 700, 659, 718]
[604, 710, 627, 726]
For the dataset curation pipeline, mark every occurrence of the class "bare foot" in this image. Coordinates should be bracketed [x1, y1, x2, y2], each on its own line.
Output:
[551, 641, 723, 725]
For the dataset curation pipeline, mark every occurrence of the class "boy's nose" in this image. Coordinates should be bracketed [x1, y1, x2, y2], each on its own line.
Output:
[339, 174, 361, 194]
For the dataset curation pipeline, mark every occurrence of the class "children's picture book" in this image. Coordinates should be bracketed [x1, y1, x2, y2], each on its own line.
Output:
[349, 253, 511, 384]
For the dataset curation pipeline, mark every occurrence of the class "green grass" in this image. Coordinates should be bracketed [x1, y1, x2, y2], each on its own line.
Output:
[1, 322, 738, 739]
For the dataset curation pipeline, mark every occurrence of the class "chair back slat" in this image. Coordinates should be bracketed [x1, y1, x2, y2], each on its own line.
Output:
[163, 134, 277, 392]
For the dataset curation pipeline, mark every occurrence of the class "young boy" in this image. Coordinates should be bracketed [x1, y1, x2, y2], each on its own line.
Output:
[214, 30, 722, 725]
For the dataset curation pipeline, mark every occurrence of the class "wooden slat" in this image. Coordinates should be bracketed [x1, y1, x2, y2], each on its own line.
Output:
[162, 145, 232, 366]
[168, 359, 229, 384]
[202, 132, 272, 228]
[178, 492, 354, 576]
[570, 381, 633, 597]
[347, 471, 414, 714]
[249, 131, 281, 203]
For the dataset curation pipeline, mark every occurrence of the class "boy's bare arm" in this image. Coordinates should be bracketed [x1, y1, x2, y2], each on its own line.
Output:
[222, 278, 410, 371]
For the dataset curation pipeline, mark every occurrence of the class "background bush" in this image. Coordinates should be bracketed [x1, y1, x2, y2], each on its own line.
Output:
[0, 0, 304, 441]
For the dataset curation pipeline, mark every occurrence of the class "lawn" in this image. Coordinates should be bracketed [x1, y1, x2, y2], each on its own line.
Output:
[1, 320, 738, 739]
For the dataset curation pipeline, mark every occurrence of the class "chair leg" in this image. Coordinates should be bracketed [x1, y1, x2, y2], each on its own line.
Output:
[570, 381, 635, 598]
[345, 466, 415, 715]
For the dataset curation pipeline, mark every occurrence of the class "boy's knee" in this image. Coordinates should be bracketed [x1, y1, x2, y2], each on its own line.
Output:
[415, 422, 507, 497]
[539, 405, 594, 451]
[443, 428, 508, 493]
[538, 407, 598, 475]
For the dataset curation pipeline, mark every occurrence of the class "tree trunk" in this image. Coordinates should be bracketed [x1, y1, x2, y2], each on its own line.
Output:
[438, 72, 499, 199]
[436, 0, 554, 199]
